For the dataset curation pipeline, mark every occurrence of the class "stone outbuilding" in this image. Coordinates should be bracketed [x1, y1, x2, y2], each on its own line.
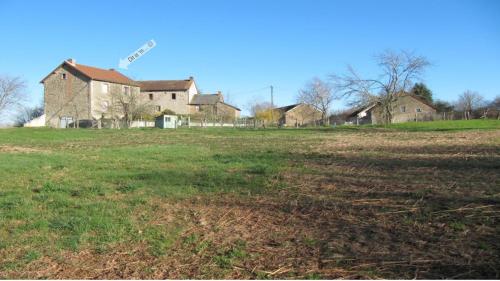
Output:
[276, 103, 322, 127]
[348, 94, 438, 125]
[189, 92, 241, 120]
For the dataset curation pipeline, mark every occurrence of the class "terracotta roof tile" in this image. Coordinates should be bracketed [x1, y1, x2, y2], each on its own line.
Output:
[72, 63, 137, 86]
[40, 60, 137, 86]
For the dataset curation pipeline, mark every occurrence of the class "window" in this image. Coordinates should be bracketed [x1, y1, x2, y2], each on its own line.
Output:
[400, 106, 406, 113]
[156, 106, 161, 112]
[165, 117, 171, 122]
[102, 83, 109, 94]
[123, 86, 130, 95]
[171, 93, 176, 100]
[149, 93, 153, 100]
[416, 108, 422, 113]
[61, 73, 67, 80]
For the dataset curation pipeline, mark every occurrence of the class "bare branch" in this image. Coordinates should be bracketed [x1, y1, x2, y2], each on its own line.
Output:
[0, 75, 27, 117]
[296, 77, 335, 125]
[455, 90, 484, 120]
[331, 50, 430, 124]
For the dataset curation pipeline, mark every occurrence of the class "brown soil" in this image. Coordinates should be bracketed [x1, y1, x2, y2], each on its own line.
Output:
[3, 130, 499, 279]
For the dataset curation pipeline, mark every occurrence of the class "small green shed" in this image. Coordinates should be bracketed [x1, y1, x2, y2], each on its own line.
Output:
[155, 114, 178, 129]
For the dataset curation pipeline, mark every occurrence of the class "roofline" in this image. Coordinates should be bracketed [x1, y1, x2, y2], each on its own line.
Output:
[141, 88, 191, 92]
[188, 101, 241, 111]
[276, 103, 301, 112]
[137, 79, 194, 83]
[40, 61, 138, 86]
[348, 103, 377, 117]
[349, 93, 437, 117]
[277, 103, 321, 113]
[219, 101, 241, 111]
[39, 61, 91, 84]
[406, 94, 437, 110]
[137, 79, 194, 91]
[93, 78, 139, 87]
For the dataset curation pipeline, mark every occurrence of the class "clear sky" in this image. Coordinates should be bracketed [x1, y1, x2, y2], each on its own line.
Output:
[0, 0, 499, 118]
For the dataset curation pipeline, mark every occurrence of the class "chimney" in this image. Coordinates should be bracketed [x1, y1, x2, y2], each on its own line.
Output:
[66, 58, 76, 65]
[189, 76, 194, 80]
[109, 68, 115, 71]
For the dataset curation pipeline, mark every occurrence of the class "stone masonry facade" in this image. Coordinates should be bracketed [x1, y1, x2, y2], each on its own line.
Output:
[278, 104, 322, 127]
[371, 95, 437, 124]
[42, 60, 240, 127]
[44, 64, 91, 128]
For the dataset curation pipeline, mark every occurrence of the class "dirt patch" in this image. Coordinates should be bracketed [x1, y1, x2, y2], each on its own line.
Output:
[1, 130, 498, 279]
[0, 145, 48, 153]
[8, 191, 497, 279]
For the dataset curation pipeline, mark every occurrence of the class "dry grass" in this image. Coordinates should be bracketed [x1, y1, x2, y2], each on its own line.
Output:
[1, 128, 499, 279]
[0, 145, 47, 153]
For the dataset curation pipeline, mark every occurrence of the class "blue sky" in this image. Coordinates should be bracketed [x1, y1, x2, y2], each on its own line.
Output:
[0, 0, 499, 117]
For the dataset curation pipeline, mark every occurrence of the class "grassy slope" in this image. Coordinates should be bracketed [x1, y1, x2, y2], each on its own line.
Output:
[0, 119, 499, 278]
[0, 128, 315, 270]
[372, 119, 500, 131]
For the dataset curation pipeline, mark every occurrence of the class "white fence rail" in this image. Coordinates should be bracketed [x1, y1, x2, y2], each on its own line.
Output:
[129, 121, 155, 128]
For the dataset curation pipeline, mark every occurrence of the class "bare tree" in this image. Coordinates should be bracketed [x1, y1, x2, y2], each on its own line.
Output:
[333, 50, 430, 124]
[248, 101, 272, 118]
[434, 99, 454, 120]
[95, 88, 152, 128]
[246, 100, 274, 127]
[195, 104, 217, 127]
[215, 104, 235, 126]
[297, 77, 334, 125]
[491, 95, 500, 119]
[14, 104, 44, 127]
[0, 75, 27, 118]
[120, 91, 152, 128]
[456, 90, 484, 120]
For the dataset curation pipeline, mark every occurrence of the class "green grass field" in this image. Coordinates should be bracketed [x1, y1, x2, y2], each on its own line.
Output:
[0, 120, 499, 278]
[371, 119, 500, 131]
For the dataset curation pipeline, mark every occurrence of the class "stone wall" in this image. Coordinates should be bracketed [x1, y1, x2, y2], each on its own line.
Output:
[140, 90, 190, 115]
[371, 95, 437, 124]
[44, 64, 91, 127]
[282, 104, 322, 127]
[215, 102, 241, 120]
[91, 80, 141, 119]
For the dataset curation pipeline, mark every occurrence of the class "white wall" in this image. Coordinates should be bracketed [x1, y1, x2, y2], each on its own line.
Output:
[187, 81, 199, 103]
[130, 120, 155, 128]
[24, 114, 46, 127]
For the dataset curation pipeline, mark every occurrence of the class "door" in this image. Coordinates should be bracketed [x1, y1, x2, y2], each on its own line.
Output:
[60, 116, 74, 128]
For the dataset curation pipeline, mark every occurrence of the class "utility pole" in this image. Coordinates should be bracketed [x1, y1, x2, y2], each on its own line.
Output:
[270, 85, 274, 126]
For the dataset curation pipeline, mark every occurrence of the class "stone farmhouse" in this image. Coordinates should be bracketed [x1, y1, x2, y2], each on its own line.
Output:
[139, 81, 240, 119]
[348, 93, 437, 125]
[137, 79, 198, 115]
[40, 59, 240, 128]
[276, 103, 322, 127]
[189, 92, 241, 119]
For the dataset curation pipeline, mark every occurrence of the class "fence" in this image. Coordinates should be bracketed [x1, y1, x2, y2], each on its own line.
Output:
[179, 117, 269, 128]
[130, 120, 155, 128]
